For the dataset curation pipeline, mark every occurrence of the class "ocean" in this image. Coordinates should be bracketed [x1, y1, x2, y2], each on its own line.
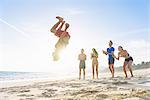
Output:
[0, 71, 60, 82]
[0, 71, 77, 82]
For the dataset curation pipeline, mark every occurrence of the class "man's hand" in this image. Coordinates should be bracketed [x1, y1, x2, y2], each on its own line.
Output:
[115, 57, 119, 60]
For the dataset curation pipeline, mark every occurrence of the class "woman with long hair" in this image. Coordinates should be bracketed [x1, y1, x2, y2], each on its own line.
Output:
[91, 48, 99, 79]
[115, 46, 134, 78]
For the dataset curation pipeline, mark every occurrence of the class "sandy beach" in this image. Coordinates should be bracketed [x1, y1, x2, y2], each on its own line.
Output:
[0, 68, 150, 100]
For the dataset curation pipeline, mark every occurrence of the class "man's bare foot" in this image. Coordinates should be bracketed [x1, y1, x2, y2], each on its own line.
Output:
[131, 75, 134, 77]
[56, 16, 63, 22]
[65, 23, 69, 28]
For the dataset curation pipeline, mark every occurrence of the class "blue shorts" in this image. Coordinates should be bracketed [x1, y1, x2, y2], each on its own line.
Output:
[108, 58, 115, 65]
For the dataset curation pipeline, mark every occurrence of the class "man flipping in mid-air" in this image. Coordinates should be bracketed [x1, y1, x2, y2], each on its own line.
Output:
[50, 16, 70, 61]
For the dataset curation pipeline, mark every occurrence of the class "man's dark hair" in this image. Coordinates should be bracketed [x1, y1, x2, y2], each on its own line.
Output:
[110, 40, 113, 45]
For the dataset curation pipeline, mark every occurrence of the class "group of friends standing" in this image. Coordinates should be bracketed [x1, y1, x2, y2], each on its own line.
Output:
[78, 40, 134, 80]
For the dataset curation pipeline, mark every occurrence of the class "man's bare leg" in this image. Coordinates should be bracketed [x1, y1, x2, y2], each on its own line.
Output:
[109, 65, 113, 77]
[79, 68, 81, 80]
[128, 61, 134, 77]
[57, 21, 65, 31]
[50, 16, 63, 33]
[111, 64, 114, 78]
[83, 69, 85, 80]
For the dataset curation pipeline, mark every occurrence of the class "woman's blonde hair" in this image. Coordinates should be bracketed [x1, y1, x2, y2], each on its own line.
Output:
[92, 48, 98, 56]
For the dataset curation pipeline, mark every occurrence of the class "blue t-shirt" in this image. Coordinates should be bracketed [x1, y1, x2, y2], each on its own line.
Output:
[107, 47, 115, 60]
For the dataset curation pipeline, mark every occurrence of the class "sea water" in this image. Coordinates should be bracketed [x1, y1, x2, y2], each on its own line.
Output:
[0, 71, 56, 81]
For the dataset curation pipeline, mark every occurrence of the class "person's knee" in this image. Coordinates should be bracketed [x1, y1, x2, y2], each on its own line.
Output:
[96, 67, 98, 71]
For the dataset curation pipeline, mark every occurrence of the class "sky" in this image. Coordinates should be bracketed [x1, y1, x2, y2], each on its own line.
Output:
[0, 0, 149, 74]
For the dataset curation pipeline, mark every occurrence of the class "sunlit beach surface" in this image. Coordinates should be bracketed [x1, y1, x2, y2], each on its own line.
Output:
[0, 67, 150, 100]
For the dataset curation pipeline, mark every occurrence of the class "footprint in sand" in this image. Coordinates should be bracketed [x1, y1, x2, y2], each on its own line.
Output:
[130, 90, 150, 99]
[40, 91, 56, 97]
[17, 94, 34, 97]
[106, 86, 118, 90]
[96, 94, 109, 99]
[45, 89, 57, 92]
[19, 97, 35, 100]
[112, 81, 128, 85]
[39, 89, 57, 98]
[70, 83, 83, 88]
[0, 88, 8, 92]
[8, 89, 30, 94]
[71, 89, 99, 96]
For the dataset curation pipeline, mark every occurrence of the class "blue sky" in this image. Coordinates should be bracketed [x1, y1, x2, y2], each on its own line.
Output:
[0, 0, 149, 72]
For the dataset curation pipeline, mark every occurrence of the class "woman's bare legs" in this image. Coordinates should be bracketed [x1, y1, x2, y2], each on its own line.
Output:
[92, 64, 95, 79]
[96, 64, 98, 79]
[128, 61, 134, 77]
[123, 62, 128, 78]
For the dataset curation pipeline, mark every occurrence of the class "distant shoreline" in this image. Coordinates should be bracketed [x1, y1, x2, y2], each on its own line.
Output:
[103, 61, 150, 72]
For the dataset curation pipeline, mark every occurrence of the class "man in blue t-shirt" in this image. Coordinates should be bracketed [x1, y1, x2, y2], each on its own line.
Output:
[102, 40, 115, 78]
